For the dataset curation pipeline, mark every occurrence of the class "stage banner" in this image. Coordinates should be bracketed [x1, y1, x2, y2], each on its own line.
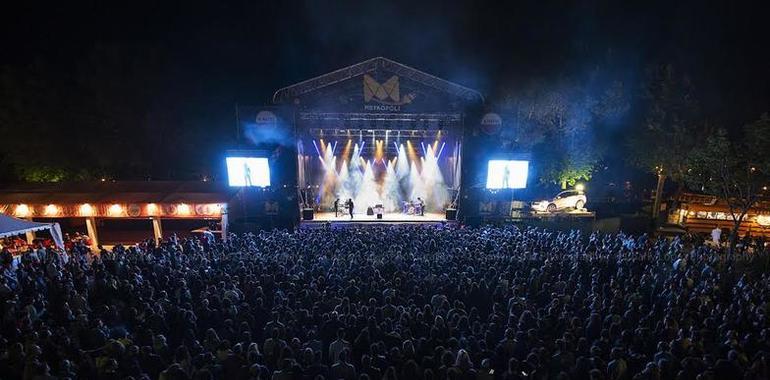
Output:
[236, 105, 294, 147]
[480, 112, 502, 135]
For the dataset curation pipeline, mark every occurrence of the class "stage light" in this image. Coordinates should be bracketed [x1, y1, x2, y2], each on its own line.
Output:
[405, 140, 419, 167]
[575, 184, 585, 192]
[44, 204, 60, 216]
[436, 142, 446, 160]
[79, 203, 95, 216]
[15, 204, 30, 217]
[177, 203, 191, 216]
[108, 204, 123, 217]
[147, 203, 159, 215]
[375, 139, 384, 161]
[757, 215, 770, 227]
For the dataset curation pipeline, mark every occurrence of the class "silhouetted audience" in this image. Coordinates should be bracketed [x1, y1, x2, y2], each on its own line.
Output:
[1, 225, 770, 380]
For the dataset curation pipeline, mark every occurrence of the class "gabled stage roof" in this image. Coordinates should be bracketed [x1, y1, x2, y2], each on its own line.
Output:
[272, 57, 484, 104]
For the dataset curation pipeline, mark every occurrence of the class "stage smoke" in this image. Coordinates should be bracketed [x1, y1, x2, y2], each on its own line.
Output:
[382, 159, 402, 211]
[396, 144, 409, 180]
[409, 160, 426, 202]
[421, 144, 449, 210]
[317, 141, 338, 205]
[308, 135, 452, 216]
[355, 160, 380, 212]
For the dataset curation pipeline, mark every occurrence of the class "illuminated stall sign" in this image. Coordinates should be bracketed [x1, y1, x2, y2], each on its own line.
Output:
[0, 203, 226, 219]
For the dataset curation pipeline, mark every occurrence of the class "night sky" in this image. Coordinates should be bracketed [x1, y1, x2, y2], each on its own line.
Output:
[2, 0, 768, 181]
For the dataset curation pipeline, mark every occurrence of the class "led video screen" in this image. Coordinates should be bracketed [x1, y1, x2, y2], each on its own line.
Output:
[486, 160, 529, 189]
[226, 157, 270, 187]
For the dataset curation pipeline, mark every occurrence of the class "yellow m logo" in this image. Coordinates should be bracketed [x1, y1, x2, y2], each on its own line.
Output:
[363, 74, 401, 102]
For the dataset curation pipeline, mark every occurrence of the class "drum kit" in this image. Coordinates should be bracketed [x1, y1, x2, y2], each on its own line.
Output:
[402, 200, 423, 215]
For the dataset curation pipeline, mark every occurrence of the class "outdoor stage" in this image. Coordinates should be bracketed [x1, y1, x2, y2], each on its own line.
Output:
[302, 211, 448, 226]
[272, 57, 479, 228]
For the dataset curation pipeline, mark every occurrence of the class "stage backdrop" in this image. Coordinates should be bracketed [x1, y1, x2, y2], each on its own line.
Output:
[269, 57, 485, 216]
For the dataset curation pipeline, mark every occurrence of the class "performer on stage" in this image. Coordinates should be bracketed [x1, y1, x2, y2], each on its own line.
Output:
[346, 198, 354, 219]
[417, 197, 425, 216]
[334, 198, 340, 217]
[502, 164, 511, 189]
[243, 161, 253, 187]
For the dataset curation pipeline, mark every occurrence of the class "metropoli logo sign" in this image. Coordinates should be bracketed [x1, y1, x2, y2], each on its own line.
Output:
[362, 74, 416, 111]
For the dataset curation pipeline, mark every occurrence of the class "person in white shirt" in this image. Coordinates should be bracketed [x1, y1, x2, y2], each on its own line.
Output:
[711, 226, 722, 246]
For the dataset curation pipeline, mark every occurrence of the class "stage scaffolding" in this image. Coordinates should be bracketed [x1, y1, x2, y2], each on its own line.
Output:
[270, 57, 484, 223]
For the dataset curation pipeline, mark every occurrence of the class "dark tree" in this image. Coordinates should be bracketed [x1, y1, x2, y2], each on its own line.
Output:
[628, 64, 702, 220]
[501, 73, 629, 189]
[686, 115, 770, 252]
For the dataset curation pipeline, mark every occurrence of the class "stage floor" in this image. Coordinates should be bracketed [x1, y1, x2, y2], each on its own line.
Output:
[306, 211, 447, 224]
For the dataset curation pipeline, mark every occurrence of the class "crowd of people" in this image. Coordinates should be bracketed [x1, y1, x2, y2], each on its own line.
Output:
[1, 224, 770, 380]
[0, 232, 91, 255]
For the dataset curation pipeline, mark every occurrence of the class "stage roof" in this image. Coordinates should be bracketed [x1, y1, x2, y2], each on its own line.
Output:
[273, 57, 484, 104]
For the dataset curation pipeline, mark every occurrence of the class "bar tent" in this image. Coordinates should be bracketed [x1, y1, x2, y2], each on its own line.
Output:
[0, 213, 64, 250]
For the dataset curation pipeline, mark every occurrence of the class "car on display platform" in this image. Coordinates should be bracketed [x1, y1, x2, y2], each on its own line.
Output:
[532, 190, 587, 213]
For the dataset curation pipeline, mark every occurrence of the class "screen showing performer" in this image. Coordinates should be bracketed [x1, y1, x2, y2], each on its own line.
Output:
[486, 160, 529, 189]
[226, 157, 271, 187]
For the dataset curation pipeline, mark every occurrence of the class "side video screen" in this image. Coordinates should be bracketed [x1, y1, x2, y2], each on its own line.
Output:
[486, 160, 529, 189]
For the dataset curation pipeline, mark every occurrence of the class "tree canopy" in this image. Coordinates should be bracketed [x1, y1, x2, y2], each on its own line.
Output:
[685, 115, 770, 250]
[627, 64, 702, 185]
[500, 72, 629, 189]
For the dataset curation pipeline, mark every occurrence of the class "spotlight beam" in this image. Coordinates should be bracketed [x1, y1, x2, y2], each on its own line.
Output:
[437, 142, 446, 160]
[312, 140, 322, 157]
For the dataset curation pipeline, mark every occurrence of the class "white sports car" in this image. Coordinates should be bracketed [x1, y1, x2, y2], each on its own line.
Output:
[532, 190, 587, 213]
